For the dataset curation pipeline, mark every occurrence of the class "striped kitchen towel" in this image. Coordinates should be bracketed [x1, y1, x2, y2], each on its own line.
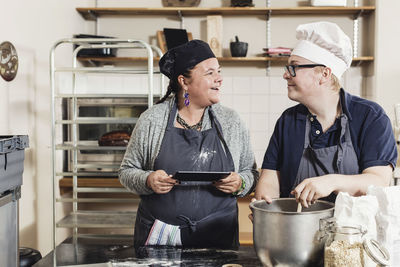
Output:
[145, 219, 182, 246]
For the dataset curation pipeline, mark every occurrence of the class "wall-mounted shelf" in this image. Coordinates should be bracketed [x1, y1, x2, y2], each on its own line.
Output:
[78, 56, 374, 65]
[76, 6, 375, 63]
[76, 7, 375, 21]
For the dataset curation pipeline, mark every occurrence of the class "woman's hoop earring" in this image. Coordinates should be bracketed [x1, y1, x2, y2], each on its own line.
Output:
[183, 91, 190, 107]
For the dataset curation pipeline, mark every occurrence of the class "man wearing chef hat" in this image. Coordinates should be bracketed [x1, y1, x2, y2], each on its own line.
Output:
[255, 21, 397, 207]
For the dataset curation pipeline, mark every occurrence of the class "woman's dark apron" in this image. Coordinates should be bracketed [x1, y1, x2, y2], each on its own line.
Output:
[292, 114, 359, 202]
[134, 103, 238, 249]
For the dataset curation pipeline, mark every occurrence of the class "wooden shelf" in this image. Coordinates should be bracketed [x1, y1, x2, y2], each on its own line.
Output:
[59, 177, 256, 200]
[60, 177, 123, 188]
[78, 56, 374, 65]
[59, 177, 122, 194]
[57, 210, 136, 228]
[76, 6, 375, 20]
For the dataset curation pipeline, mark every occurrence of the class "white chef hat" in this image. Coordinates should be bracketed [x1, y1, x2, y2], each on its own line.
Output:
[291, 21, 352, 79]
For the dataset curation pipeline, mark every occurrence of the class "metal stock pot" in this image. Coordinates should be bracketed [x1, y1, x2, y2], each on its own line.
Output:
[249, 198, 334, 267]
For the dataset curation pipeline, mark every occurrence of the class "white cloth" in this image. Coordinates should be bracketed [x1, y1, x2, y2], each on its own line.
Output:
[291, 21, 352, 78]
[145, 219, 182, 246]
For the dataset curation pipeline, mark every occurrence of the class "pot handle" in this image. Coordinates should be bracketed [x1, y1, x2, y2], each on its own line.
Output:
[249, 202, 255, 213]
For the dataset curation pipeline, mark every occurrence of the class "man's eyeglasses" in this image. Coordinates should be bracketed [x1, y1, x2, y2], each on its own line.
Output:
[284, 64, 326, 77]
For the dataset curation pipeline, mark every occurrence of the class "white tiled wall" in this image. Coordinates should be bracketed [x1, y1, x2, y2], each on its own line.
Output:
[220, 71, 364, 167]
[58, 72, 164, 95]
[58, 69, 365, 167]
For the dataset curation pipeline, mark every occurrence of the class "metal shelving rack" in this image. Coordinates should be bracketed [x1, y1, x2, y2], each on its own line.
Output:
[50, 38, 164, 248]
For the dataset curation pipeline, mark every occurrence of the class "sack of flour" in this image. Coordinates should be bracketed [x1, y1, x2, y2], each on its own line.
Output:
[367, 185, 400, 267]
[334, 192, 379, 239]
[333, 192, 379, 267]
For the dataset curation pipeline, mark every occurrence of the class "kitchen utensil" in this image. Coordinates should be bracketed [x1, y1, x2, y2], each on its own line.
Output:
[207, 15, 223, 57]
[230, 36, 248, 57]
[0, 41, 18, 82]
[297, 202, 302, 212]
[162, 0, 201, 7]
[250, 198, 334, 267]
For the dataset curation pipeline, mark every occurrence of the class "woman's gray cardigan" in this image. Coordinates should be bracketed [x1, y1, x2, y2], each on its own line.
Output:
[119, 97, 259, 197]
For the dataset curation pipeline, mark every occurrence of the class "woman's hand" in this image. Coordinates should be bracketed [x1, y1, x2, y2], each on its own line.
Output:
[214, 172, 242, 194]
[146, 170, 177, 194]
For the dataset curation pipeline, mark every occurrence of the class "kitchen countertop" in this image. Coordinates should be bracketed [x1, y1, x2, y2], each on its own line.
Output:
[34, 236, 262, 267]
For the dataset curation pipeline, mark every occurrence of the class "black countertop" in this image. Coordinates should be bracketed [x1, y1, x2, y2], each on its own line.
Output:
[34, 236, 262, 267]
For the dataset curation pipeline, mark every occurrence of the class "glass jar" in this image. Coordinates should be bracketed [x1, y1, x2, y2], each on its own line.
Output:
[323, 224, 390, 267]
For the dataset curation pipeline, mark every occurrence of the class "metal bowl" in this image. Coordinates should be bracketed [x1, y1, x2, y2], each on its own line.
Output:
[249, 198, 334, 267]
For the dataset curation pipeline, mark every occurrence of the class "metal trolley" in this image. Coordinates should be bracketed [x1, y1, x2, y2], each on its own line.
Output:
[50, 39, 164, 250]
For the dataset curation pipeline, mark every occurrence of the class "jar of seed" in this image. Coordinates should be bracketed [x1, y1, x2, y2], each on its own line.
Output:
[324, 224, 390, 267]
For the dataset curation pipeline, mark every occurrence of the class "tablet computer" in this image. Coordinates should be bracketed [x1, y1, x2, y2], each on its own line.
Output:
[173, 171, 230, 182]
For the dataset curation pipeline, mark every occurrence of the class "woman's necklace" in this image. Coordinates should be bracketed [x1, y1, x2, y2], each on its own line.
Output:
[176, 112, 204, 131]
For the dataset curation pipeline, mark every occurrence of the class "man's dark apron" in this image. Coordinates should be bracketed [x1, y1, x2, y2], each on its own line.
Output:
[292, 114, 359, 202]
[134, 103, 238, 249]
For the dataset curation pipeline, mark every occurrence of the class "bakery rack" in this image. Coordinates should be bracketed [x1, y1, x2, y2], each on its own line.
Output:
[50, 38, 164, 248]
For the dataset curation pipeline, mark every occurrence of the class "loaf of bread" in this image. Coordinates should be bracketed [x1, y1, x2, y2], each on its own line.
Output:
[98, 130, 131, 146]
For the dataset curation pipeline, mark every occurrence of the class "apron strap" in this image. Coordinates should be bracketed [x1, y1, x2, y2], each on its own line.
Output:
[177, 203, 236, 233]
[304, 115, 312, 148]
[208, 107, 235, 169]
[166, 100, 178, 130]
[177, 214, 198, 233]
[307, 145, 332, 175]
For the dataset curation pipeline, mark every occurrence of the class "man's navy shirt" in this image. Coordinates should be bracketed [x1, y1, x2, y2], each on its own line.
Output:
[262, 89, 398, 197]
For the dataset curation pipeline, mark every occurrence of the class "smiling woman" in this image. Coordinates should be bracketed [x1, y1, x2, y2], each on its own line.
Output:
[119, 39, 259, 249]
[178, 57, 222, 109]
